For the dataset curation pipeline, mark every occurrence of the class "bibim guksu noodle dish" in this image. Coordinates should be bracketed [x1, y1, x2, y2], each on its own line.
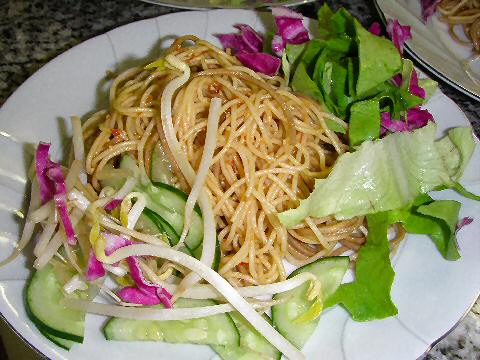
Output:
[3, 6, 479, 360]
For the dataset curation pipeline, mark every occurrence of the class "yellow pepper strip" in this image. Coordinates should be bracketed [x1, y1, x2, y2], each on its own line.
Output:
[293, 297, 323, 324]
[144, 58, 165, 71]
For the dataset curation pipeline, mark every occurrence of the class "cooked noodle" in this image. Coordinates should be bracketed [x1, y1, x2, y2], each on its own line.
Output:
[438, 0, 480, 53]
[80, 36, 386, 286]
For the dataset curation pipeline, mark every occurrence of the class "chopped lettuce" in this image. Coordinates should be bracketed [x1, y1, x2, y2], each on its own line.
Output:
[278, 123, 475, 226]
[389, 194, 462, 260]
[325, 212, 397, 321]
[451, 182, 480, 201]
[291, 62, 324, 103]
[348, 99, 380, 147]
[435, 127, 475, 181]
[355, 20, 402, 96]
[415, 201, 462, 260]
[325, 119, 347, 134]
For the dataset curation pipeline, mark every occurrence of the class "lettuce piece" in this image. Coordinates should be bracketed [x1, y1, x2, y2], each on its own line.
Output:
[355, 20, 402, 96]
[317, 3, 335, 40]
[325, 119, 347, 134]
[386, 19, 412, 55]
[451, 182, 480, 201]
[413, 200, 462, 260]
[299, 40, 324, 70]
[285, 43, 307, 64]
[348, 99, 380, 147]
[278, 123, 475, 227]
[389, 194, 463, 260]
[435, 127, 475, 181]
[419, 78, 438, 100]
[324, 212, 397, 321]
[291, 62, 323, 103]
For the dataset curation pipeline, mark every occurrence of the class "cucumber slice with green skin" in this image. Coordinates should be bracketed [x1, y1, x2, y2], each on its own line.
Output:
[135, 212, 165, 237]
[143, 183, 203, 252]
[119, 156, 204, 252]
[103, 298, 239, 346]
[150, 142, 174, 185]
[39, 328, 75, 350]
[25, 264, 85, 343]
[271, 256, 349, 349]
[212, 313, 281, 360]
[142, 207, 180, 246]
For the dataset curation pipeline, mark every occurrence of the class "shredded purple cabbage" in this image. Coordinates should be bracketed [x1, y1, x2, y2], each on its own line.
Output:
[421, 0, 442, 21]
[368, 22, 382, 36]
[125, 256, 173, 308]
[35, 142, 76, 245]
[456, 217, 473, 233]
[35, 142, 56, 203]
[100, 233, 173, 307]
[216, 23, 263, 54]
[103, 233, 134, 256]
[85, 249, 106, 281]
[104, 198, 122, 211]
[406, 108, 434, 129]
[409, 69, 426, 99]
[386, 19, 412, 55]
[236, 52, 281, 77]
[381, 107, 434, 135]
[271, 7, 309, 56]
[117, 286, 163, 305]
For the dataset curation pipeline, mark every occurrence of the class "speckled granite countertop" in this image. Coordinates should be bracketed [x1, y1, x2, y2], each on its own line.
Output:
[0, 0, 479, 359]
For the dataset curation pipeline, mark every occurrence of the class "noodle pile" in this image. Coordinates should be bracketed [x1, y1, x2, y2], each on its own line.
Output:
[82, 36, 390, 286]
[437, 0, 480, 53]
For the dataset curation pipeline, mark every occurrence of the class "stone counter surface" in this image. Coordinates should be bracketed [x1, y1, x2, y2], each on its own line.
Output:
[0, 0, 478, 359]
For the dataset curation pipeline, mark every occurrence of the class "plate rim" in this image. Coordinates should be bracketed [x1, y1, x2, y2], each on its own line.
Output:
[373, 0, 480, 102]
[139, 0, 312, 10]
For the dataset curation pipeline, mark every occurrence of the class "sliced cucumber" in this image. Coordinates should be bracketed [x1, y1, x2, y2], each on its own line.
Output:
[144, 183, 203, 252]
[150, 142, 174, 184]
[99, 163, 128, 190]
[25, 264, 85, 343]
[119, 156, 204, 252]
[39, 328, 75, 350]
[135, 212, 165, 237]
[271, 256, 349, 349]
[142, 207, 180, 246]
[213, 313, 281, 360]
[103, 298, 239, 346]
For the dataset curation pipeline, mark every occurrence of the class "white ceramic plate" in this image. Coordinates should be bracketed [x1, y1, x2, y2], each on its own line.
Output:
[374, 0, 480, 101]
[140, 0, 311, 10]
[0, 9, 479, 360]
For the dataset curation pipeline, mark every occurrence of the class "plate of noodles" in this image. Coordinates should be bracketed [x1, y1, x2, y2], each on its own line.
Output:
[140, 0, 311, 10]
[374, 0, 480, 101]
[0, 7, 479, 360]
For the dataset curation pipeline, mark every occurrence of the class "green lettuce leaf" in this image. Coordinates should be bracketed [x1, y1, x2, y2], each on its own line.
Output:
[348, 99, 380, 147]
[325, 119, 347, 134]
[278, 123, 474, 227]
[451, 182, 480, 201]
[418, 78, 438, 101]
[292, 62, 323, 103]
[285, 43, 307, 66]
[389, 194, 463, 260]
[355, 19, 402, 97]
[317, 3, 335, 40]
[413, 200, 461, 260]
[325, 212, 397, 321]
[436, 127, 475, 181]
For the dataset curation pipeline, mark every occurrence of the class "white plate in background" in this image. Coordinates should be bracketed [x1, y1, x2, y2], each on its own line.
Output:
[374, 0, 480, 101]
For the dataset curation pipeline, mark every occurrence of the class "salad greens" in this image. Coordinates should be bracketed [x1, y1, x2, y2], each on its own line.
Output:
[325, 212, 397, 321]
[284, 4, 439, 147]
[278, 123, 474, 225]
